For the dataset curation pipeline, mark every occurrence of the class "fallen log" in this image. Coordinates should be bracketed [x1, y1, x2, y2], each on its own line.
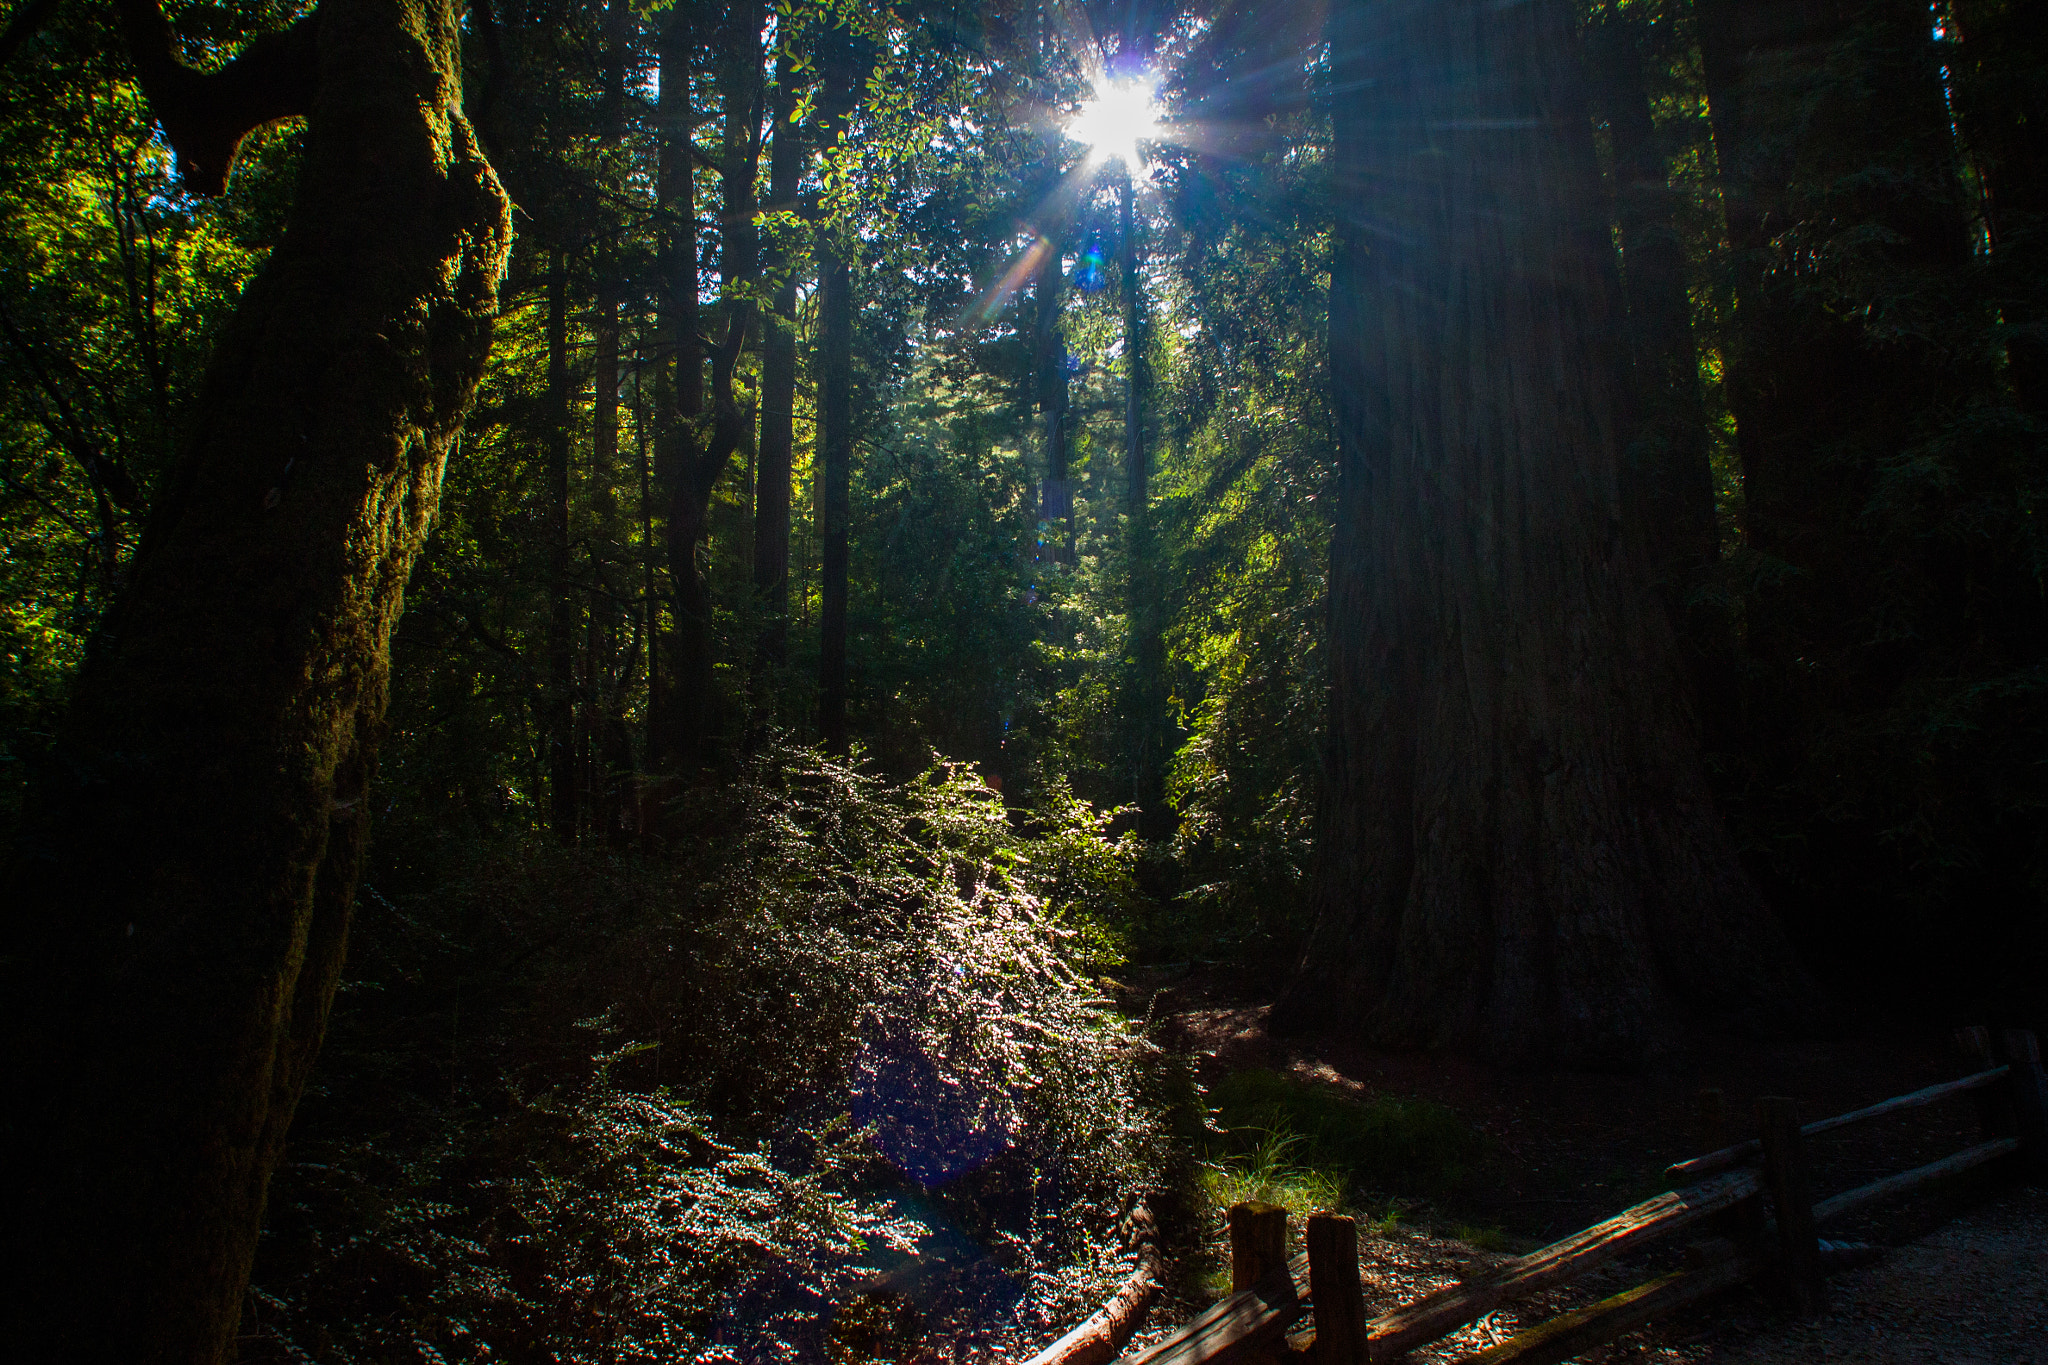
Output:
[1025, 1205, 1165, 1365]
[1120, 1254, 1311, 1365]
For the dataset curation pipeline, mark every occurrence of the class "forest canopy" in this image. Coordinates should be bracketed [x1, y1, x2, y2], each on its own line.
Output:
[1, 0, 2042, 1361]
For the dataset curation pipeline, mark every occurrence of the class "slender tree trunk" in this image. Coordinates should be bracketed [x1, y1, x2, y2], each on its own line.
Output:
[1277, 0, 1800, 1066]
[817, 23, 862, 753]
[1694, 0, 1973, 693]
[1588, 12, 1716, 607]
[753, 44, 803, 684]
[546, 247, 578, 842]
[2, 0, 510, 1354]
[1951, 0, 2048, 414]
[1121, 168, 1164, 828]
[1034, 235, 1072, 565]
[591, 0, 635, 843]
[651, 4, 696, 770]
[664, 0, 762, 769]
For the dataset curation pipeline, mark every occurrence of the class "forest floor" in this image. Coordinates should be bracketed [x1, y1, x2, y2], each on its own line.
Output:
[1111, 971, 2047, 1362]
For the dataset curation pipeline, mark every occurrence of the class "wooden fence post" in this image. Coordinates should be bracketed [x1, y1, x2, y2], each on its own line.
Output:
[1230, 1201, 1290, 1295]
[2001, 1029, 2047, 1184]
[1757, 1096, 1823, 1315]
[1955, 1027, 2018, 1140]
[1306, 1213, 1366, 1365]
[1696, 1087, 1726, 1154]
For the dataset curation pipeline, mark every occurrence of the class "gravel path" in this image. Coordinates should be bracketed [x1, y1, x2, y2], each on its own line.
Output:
[1665, 1183, 2048, 1365]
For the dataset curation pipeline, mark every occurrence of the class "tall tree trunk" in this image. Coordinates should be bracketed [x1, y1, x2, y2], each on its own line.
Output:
[1587, 11, 1717, 610]
[1277, 0, 1799, 1066]
[1950, 0, 2048, 414]
[546, 247, 578, 842]
[592, 0, 636, 844]
[665, 0, 762, 770]
[753, 43, 803, 684]
[1693, 0, 1974, 700]
[651, 3, 697, 770]
[2, 0, 511, 1354]
[1121, 167, 1164, 828]
[816, 22, 863, 753]
[1034, 235, 1072, 564]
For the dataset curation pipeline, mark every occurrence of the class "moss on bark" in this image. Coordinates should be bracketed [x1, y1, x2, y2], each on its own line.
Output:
[2, 0, 511, 1357]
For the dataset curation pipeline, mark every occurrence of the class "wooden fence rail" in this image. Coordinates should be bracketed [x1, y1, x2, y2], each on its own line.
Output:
[1031, 1027, 2047, 1365]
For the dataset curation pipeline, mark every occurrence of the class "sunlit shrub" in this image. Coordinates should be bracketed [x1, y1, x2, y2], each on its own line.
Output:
[247, 744, 1184, 1365]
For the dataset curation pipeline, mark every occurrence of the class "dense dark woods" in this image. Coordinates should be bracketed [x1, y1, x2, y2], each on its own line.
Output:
[0, 0, 2042, 1359]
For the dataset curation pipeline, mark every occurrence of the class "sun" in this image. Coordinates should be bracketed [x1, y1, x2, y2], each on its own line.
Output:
[1066, 76, 1162, 167]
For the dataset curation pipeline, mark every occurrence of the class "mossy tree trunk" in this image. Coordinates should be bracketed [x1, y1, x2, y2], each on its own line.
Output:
[1277, 0, 1800, 1066]
[1, 0, 511, 1357]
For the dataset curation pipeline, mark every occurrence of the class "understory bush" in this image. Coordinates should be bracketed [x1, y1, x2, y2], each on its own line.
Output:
[245, 745, 1188, 1365]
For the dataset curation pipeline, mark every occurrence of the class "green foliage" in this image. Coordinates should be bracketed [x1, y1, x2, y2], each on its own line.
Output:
[247, 745, 1186, 1364]
[0, 3, 298, 823]
[1201, 1070, 1485, 1207]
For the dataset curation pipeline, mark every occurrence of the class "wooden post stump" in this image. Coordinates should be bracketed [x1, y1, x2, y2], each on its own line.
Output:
[2000, 1029, 2047, 1184]
[1696, 1087, 1727, 1154]
[1231, 1201, 1291, 1295]
[1955, 1027, 2018, 1139]
[1758, 1096, 1823, 1315]
[1306, 1213, 1366, 1365]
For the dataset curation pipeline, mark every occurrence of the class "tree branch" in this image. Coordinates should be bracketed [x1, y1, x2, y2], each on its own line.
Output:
[0, 0, 62, 70]
[109, 0, 319, 197]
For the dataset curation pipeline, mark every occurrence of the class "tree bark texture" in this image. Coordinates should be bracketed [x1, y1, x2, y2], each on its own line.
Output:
[1279, 0, 1799, 1066]
[753, 43, 803, 677]
[1, 0, 511, 1355]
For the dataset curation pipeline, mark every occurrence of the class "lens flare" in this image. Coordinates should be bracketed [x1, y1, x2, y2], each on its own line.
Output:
[1066, 76, 1161, 166]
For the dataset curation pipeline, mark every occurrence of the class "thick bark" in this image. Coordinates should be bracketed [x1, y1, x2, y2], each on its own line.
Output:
[816, 23, 863, 754]
[753, 44, 804, 679]
[1, 0, 511, 1355]
[1278, 0, 1799, 1066]
[546, 247, 577, 842]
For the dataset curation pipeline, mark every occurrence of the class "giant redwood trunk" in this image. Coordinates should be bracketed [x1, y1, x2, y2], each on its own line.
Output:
[0, 0, 510, 1357]
[1276, 0, 1800, 1066]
